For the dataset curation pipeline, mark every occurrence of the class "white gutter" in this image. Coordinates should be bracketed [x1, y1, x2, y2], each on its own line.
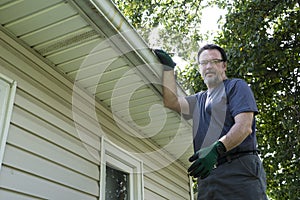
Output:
[75, 0, 188, 97]
[90, 0, 161, 76]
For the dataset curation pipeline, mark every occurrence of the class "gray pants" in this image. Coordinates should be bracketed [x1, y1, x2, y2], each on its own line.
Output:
[197, 154, 268, 200]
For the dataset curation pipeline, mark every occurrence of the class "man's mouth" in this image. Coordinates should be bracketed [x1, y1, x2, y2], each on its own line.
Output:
[205, 71, 216, 76]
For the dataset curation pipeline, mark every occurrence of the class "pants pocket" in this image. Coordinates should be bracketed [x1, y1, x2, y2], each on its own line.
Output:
[238, 155, 262, 177]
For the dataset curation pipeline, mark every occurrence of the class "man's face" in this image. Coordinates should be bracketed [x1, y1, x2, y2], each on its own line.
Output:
[198, 49, 227, 88]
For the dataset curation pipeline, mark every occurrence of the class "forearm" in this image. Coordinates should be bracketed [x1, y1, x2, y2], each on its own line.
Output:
[154, 49, 189, 113]
[162, 70, 181, 112]
[219, 124, 250, 151]
[219, 112, 254, 151]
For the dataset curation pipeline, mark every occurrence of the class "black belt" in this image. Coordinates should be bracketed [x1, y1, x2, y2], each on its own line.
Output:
[216, 150, 259, 167]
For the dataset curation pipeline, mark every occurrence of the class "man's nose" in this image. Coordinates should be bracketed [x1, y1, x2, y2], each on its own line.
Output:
[206, 62, 214, 68]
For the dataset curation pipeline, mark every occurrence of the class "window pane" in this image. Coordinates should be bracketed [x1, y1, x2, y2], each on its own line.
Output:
[105, 165, 129, 200]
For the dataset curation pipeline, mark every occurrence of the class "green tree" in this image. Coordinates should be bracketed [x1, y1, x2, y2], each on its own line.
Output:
[216, 1, 300, 199]
[114, 0, 300, 199]
[114, 0, 210, 60]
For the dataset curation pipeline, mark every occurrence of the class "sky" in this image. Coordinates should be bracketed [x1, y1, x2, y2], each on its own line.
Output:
[199, 5, 227, 42]
[147, 2, 227, 70]
[173, 4, 227, 70]
[148, 2, 227, 47]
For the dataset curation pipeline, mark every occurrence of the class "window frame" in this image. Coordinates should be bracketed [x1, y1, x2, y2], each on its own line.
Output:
[100, 137, 144, 200]
[0, 73, 17, 171]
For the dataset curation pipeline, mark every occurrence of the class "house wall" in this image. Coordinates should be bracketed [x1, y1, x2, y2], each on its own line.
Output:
[0, 31, 191, 199]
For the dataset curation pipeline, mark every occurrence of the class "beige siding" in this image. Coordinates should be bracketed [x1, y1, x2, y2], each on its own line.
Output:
[0, 187, 43, 200]
[0, 31, 191, 199]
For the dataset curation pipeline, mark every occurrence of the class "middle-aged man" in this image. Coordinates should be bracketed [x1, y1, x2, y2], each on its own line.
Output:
[154, 44, 268, 199]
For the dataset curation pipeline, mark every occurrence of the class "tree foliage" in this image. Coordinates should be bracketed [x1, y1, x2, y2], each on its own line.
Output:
[216, 1, 300, 199]
[113, 0, 300, 199]
[114, 0, 208, 60]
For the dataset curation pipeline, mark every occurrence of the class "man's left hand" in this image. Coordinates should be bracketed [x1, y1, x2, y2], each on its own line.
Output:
[188, 141, 226, 179]
[153, 49, 176, 70]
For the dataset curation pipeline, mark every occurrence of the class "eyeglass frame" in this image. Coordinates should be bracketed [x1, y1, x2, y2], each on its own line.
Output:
[199, 59, 225, 67]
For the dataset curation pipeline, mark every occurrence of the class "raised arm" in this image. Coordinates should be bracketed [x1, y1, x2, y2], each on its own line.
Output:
[163, 70, 189, 114]
[154, 49, 189, 114]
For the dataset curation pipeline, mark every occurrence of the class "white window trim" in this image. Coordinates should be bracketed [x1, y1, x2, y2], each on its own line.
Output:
[99, 137, 144, 200]
[0, 73, 17, 171]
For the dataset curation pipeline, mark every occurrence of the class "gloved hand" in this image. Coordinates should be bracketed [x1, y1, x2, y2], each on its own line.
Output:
[153, 49, 176, 71]
[188, 141, 226, 179]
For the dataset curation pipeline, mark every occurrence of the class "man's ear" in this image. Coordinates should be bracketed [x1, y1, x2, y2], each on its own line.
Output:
[223, 62, 227, 71]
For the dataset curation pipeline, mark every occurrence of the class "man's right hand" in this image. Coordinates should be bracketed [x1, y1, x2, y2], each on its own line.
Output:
[153, 49, 176, 71]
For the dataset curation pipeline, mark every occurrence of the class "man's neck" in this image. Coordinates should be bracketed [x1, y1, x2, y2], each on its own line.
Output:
[207, 78, 228, 94]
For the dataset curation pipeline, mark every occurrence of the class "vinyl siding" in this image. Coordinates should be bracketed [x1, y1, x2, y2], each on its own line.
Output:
[0, 30, 191, 199]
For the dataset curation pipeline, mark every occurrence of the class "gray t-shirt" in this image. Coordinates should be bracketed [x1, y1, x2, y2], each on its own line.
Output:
[184, 78, 258, 154]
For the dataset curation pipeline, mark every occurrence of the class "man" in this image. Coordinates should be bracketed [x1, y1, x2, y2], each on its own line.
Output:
[154, 44, 268, 199]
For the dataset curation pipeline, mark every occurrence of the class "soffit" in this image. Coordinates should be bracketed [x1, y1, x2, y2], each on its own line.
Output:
[0, 0, 193, 167]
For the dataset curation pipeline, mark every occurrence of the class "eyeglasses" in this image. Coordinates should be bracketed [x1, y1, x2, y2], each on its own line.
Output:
[199, 59, 224, 67]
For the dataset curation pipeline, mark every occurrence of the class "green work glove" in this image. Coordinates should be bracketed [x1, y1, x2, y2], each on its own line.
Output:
[153, 49, 176, 71]
[188, 141, 226, 179]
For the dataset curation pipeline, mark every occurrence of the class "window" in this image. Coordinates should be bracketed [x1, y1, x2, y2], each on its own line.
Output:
[100, 138, 143, 200]
[105, 165, 129, 200]
[0, 73, 17, 171]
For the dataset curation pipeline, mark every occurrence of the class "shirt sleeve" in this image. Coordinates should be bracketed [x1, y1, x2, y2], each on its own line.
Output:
[182, 93, 200, 120]
[228, 79, 258, 117]
[182, 91, 204, 120]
